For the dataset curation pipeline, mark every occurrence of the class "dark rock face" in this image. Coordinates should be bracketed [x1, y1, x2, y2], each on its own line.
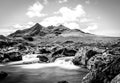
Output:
[82, 56, 120, 83]
[52, 48, 76, 57]
[37, 55, 49, 62]
[72, 47, 99, 66]
[0, 71, 8, 80]
[4, 52, 22, 61]
[23, 36, 34, 41]
[57, 80, 69, 83]
[39, 49, 51, 54]
[87, 53, 116, 71]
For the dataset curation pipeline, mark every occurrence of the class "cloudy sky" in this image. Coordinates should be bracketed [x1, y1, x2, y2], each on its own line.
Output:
[0, 0, 120, 37]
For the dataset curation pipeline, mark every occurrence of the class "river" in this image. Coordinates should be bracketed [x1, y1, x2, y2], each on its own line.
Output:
[0, 57, 88, 83]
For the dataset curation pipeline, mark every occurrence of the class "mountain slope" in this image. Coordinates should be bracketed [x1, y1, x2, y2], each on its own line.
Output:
[8, 23, 43, 37]
[0, 35, 9, 41]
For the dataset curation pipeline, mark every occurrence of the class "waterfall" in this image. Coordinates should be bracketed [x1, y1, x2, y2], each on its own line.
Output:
[54, 57, 74, 65]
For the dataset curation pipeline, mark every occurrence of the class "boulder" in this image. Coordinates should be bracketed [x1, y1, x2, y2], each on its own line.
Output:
[0, 71, 8, 80]
[37, 55, 49, 62]
[87, 53, 117, 71]
[52, 48, 76, 58]
[73, 47, 99, 66]
[39, 48, 51, 54]
[4, 52, 22, 61]
[82, 56, 120, 83]
[2, 58, 10, 63]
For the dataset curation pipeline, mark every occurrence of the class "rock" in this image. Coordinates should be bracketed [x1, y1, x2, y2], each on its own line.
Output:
[82, 56, 120, 83]
[0, 71, 8, 80]
[39, 48, 51, 54]
[82, 71, 108, 83]
[37, 55, 49, 62]
[111, 74, 120, 83]
[57, 80, 69, 83]
[87, 53, 117, 71]
[0, 52, 4, 62]
[23, 36, 34, 41]
[82, 72, 94, 83]
[2, 58, 10, 63]
[72, 56, 83, 66]
[4, 52, 22, 61]
[87, 54, 106, 71]
[73, 47, 99, 66]
[52, 48, 76, 58]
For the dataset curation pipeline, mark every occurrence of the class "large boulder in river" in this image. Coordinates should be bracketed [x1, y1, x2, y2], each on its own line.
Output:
[87, 52, 117, 71]
[0, 71, 8, 80]
[73, 47, 99, 66]
[37, 55, 49, 62]
[82, 56, 120, 83]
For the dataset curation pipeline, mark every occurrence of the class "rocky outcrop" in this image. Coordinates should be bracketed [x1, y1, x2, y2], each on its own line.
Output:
[87, 53, 117, 71]
[82, 55, 120, 83]
[52, 48, 76, 57]
[72, 47, 100, 66]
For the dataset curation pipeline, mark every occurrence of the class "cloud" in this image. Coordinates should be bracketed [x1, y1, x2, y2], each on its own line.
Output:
[82, 23, 98, 33]
[26, 1, 46, 18]
[40, 16, 64, 27]
[40, 4, 98, 33]
[13, 22, 35, 29]
[58, 0, 68, 3]
[57, 5, 86, 21]
[41, 4, 86, 27]
[80, 18, 93, 22]
[64, 22, 80, 29]
[0, 29, 15, 36]
[13, 24, 23, 29]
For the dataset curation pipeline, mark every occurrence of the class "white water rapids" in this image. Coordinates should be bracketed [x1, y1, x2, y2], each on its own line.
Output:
[8, 56, 80, 70]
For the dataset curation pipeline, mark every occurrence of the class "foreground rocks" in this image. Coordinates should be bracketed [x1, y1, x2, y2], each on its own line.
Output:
[82, 53, 120, 83]
[72, 47, 101, 66]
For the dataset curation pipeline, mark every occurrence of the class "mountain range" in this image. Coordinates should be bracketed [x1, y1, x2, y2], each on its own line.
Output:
[8, 23, 95, 38]
[0, 23, 119, 45]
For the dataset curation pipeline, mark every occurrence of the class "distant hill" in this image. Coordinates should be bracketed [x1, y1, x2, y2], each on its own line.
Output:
[0, 35, 9, 41]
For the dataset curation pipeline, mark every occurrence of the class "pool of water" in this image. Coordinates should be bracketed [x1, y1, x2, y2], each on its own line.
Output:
[0, 63, 88, 83]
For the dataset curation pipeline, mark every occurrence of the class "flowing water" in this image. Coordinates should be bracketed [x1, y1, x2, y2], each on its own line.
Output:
[0, 57, 88, 83]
